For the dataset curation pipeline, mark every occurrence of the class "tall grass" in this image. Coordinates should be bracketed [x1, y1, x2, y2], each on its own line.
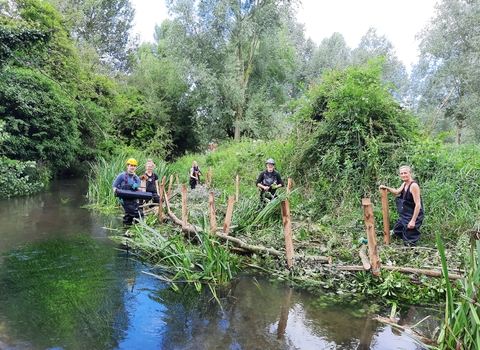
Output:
[86, 152, 169, 211]
[436, 232, 480, 349]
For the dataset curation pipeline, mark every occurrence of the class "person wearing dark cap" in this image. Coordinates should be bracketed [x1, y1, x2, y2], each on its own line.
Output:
[256, 158, 284, 202]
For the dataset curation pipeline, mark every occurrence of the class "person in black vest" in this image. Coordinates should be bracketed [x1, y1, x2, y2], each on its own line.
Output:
[112, 158, 143, 225]
[143, 158, 160, 203]
[379, 165, 424, 246]
[189, 161, 202, 189]
[256, 158, 284, 203]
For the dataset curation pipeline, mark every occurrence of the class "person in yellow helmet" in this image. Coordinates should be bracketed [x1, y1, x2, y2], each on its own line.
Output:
[112, 158, 143, 225]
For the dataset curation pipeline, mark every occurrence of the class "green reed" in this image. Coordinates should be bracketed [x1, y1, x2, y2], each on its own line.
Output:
[86, 152, 169, 211]
[117, 219, 241, 290]
[436, 232, 480, 350]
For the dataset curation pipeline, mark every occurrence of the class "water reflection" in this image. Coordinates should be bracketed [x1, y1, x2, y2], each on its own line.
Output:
[0, 179, 433, 349]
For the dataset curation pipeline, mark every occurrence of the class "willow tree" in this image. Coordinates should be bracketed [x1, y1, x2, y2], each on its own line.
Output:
[164, 0, 300, 141]
[414, 0, 480, 144]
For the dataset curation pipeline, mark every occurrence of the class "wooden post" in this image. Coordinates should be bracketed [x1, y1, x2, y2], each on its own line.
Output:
[286, 178, 293, 199]
[235, 174, 239, 202]
[175, 174, 179, 186]
[140, 178, 146, 192]
[158, 184, 165, 221]
[223, 196, 235, 235]
[162, 187, 171, 214]
[161, 175, 166, 186]
[362, 198, 381, 277]
[381, 188, 390, 245]
[168, 175, 174, 199]
[181, 184, 188, 230]
[208, 167, 212, 185]
[209, 192, 216, 234]
[281, 200, 295, 268]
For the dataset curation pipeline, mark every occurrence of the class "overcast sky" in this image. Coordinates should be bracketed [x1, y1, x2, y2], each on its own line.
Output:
[130, 0, 439, 71]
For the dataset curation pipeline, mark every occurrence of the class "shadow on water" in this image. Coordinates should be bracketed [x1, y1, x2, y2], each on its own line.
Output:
[0, 179, 436, 349]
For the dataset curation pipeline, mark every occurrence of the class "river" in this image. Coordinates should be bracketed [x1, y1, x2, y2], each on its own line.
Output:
[0, 179, 433, 349]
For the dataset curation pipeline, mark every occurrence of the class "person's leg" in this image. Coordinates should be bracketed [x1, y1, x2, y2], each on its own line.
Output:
[123, 200, 136, 225]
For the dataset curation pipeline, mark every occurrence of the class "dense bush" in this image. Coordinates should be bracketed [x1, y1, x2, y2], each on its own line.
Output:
[0, 157, 50, 198]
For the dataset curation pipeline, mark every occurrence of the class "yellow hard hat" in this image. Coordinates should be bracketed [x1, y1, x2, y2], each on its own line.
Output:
[126, 158, 138, 166]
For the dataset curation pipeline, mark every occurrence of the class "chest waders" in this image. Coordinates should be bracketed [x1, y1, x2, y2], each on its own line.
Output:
[260, 172, 278, 203]
[120, 172, 143, 225]
[145, 173, 160, 203]
[392, 182, 424, 246]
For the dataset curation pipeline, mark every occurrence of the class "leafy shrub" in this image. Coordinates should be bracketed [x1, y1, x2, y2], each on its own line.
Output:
[0, 157, 50, 198]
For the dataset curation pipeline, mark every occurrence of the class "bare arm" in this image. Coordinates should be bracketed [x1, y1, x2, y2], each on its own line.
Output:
[379, 183, 405, 195]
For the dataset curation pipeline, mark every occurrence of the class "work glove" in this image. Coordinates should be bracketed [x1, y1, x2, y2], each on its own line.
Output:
[271, 184, 278, 190]
[118, 198, 124, 205]
[132, 183, 139, 190]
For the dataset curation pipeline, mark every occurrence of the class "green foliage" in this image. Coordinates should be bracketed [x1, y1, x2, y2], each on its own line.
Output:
[0, 157, 50, 198]
[117, 220, 242, 289]
[436, 233, 480, 350]
[0, 67, 81, 170]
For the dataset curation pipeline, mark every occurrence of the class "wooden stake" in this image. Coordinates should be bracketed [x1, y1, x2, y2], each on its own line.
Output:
[223, 196, 235, 235]
[158, 184, 165, 221]
[161, 176, 166, 186]
[175, 174, 179, 186]
[381, 188, 390, 245]
[140, 178, 146, 192]
[286, 178, 293, 199]
[168, 175, 173, 199]
[281, 200, 295, 268]
[362, 198, 381, 277]
[181, 184, 188, 231]
[209, 192, 216, 234]
[235, 174, 239, 202]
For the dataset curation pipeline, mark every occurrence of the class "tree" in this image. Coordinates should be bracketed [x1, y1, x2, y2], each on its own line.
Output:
[125, 42, 198, 158]
[47, 0, 138, 72]
[164, 0, 300, 141]
[302, 32, 351, 83]
[0, 67, 80, 169]
[352, 28, 410, 103]
[414, 0, 480, 144]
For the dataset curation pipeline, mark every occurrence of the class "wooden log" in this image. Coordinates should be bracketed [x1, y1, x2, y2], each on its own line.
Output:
[181, 184, 188, 231]
[158, 184, 165, 221]
[215, 232, 284, 256]
[359, 244, 371, 270]
[209, 192, 216, 234]
[381, 188, 390, 245]
[281, 200, 295, 268]
[336, 265, 464, 280]
[223, 196, 235, 235]
[287, 178, 293, 199]
[362, 198, 381, 277]
[235, 174, 239, 202]
[168, 175, 174, 199]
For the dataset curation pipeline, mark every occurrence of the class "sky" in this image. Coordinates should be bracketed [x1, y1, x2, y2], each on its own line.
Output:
[130, 0, 439, 71]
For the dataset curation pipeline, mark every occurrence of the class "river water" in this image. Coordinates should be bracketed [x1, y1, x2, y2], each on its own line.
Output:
[0, 179, 433, 349]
